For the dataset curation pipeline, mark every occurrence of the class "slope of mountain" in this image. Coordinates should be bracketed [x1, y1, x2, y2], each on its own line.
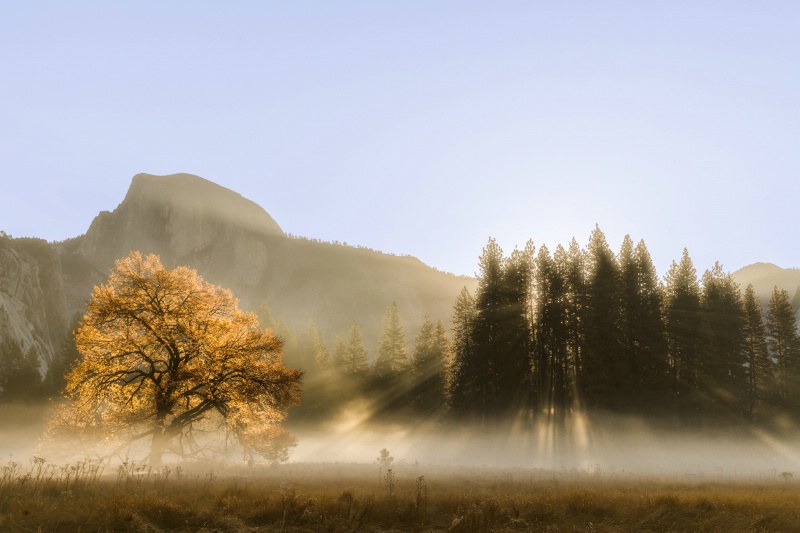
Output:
[55, 173, 475, 351]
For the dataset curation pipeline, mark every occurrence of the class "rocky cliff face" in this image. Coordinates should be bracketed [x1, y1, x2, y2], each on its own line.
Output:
[0, 236, 70, 372]
[78, 173, 284, 271]
[72, 173, 286, 295]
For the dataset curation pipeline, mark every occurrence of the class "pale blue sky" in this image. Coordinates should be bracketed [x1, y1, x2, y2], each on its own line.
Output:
[1, 2, 798, 277]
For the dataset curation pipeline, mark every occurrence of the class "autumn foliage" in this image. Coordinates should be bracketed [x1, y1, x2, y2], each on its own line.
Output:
[49, 252, 302, 464]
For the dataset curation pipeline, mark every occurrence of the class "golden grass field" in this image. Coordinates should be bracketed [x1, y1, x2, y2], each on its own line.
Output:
[3, 457, 800, 532]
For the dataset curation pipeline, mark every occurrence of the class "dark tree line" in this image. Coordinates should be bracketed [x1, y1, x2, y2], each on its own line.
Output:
[0, 338, 43, 402]
[10, 230, 797, 434]
[448, 228, 800, 429]
[0, 313, 83, 403]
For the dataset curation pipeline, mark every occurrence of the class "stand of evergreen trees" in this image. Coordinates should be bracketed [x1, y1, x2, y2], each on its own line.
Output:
[449, 229, 800, 429]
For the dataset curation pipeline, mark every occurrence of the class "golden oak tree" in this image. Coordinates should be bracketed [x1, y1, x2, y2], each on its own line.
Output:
[50, 252, 302, 465]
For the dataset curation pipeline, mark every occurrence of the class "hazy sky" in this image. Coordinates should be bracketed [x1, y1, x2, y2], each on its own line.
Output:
[2, 2, 798, 277]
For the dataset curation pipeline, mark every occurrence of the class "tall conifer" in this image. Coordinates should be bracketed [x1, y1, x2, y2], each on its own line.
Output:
[374, 302, 409, 378]
[563, 238, 588, 408]
[497, 243, 535, 417]
[534, 244, 571, 422]
[307, 320, 330, 371]
[664, 249, 703, 422]
[766, 287, 800, 408]
[618, 235, 640, 409]
[342, 321, 369, 378]
[633, 239, 670, 412]
[618, 237, 669, 414]
[700, 263, 747, 421]
[410, 315, 450, 416]
[742, 284, 770, 419]
[584, 226, 623, 410]
[448, 287, 477, 417]
[470, 238, 506, 422]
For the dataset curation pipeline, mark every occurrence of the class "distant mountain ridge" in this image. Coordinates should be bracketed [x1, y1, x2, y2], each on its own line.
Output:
[2, 173, 475, 373]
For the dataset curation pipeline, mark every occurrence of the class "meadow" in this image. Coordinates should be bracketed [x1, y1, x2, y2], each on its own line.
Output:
[2, 457, 800, 532]
[4, 404, 800, 531]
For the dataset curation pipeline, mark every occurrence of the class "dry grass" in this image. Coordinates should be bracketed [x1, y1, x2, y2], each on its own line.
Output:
[2, 459, 800, 532]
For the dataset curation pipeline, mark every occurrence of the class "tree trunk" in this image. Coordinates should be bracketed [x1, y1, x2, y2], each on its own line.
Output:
[149, 430, 168, 467]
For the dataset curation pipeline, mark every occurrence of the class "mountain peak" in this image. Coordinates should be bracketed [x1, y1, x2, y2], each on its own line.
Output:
[77, 173, 284, 268]
[125, 173, 284, 238]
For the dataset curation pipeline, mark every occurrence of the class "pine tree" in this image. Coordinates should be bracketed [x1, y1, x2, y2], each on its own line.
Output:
[563, 238, 588, 409]
[618, 235, 640, 410]
[766, 287, 800, 409]
[329, 323, 370, 410]
[411, 315, 435, 386]
[410, 315, 450, 416]
[664, 249, 703, 423]
[468, 239, 534, 423]
[307, 320, 331, 371]
[619, 236, 670, 414]
[533, 244, 570, 422]
[332, 335, 348, 370]
[295, 320, 334, 420]
[470, 238, 506, 422]
[699, 263, 747, 422]
[371, 302, 410, 416]
[341, 321, 369, 378]
[497, 243, 535, 417]
[270, 321, 310, 377]
[448, 287, 477, 417]
[433, 320, 452, 379]
[583, 226, 623, 410]
[632, 239, 670, 413]
[373, 302, 409, 378]
[742, 284, 770, 419]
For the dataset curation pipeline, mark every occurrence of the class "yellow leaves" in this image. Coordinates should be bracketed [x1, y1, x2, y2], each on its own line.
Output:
[50, 251, 303, 463]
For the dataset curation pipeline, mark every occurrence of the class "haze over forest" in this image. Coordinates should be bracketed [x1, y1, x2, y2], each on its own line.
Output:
[1, 173, 800, 472]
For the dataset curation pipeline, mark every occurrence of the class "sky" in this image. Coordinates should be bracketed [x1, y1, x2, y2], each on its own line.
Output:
[1, 2, 799, 278]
